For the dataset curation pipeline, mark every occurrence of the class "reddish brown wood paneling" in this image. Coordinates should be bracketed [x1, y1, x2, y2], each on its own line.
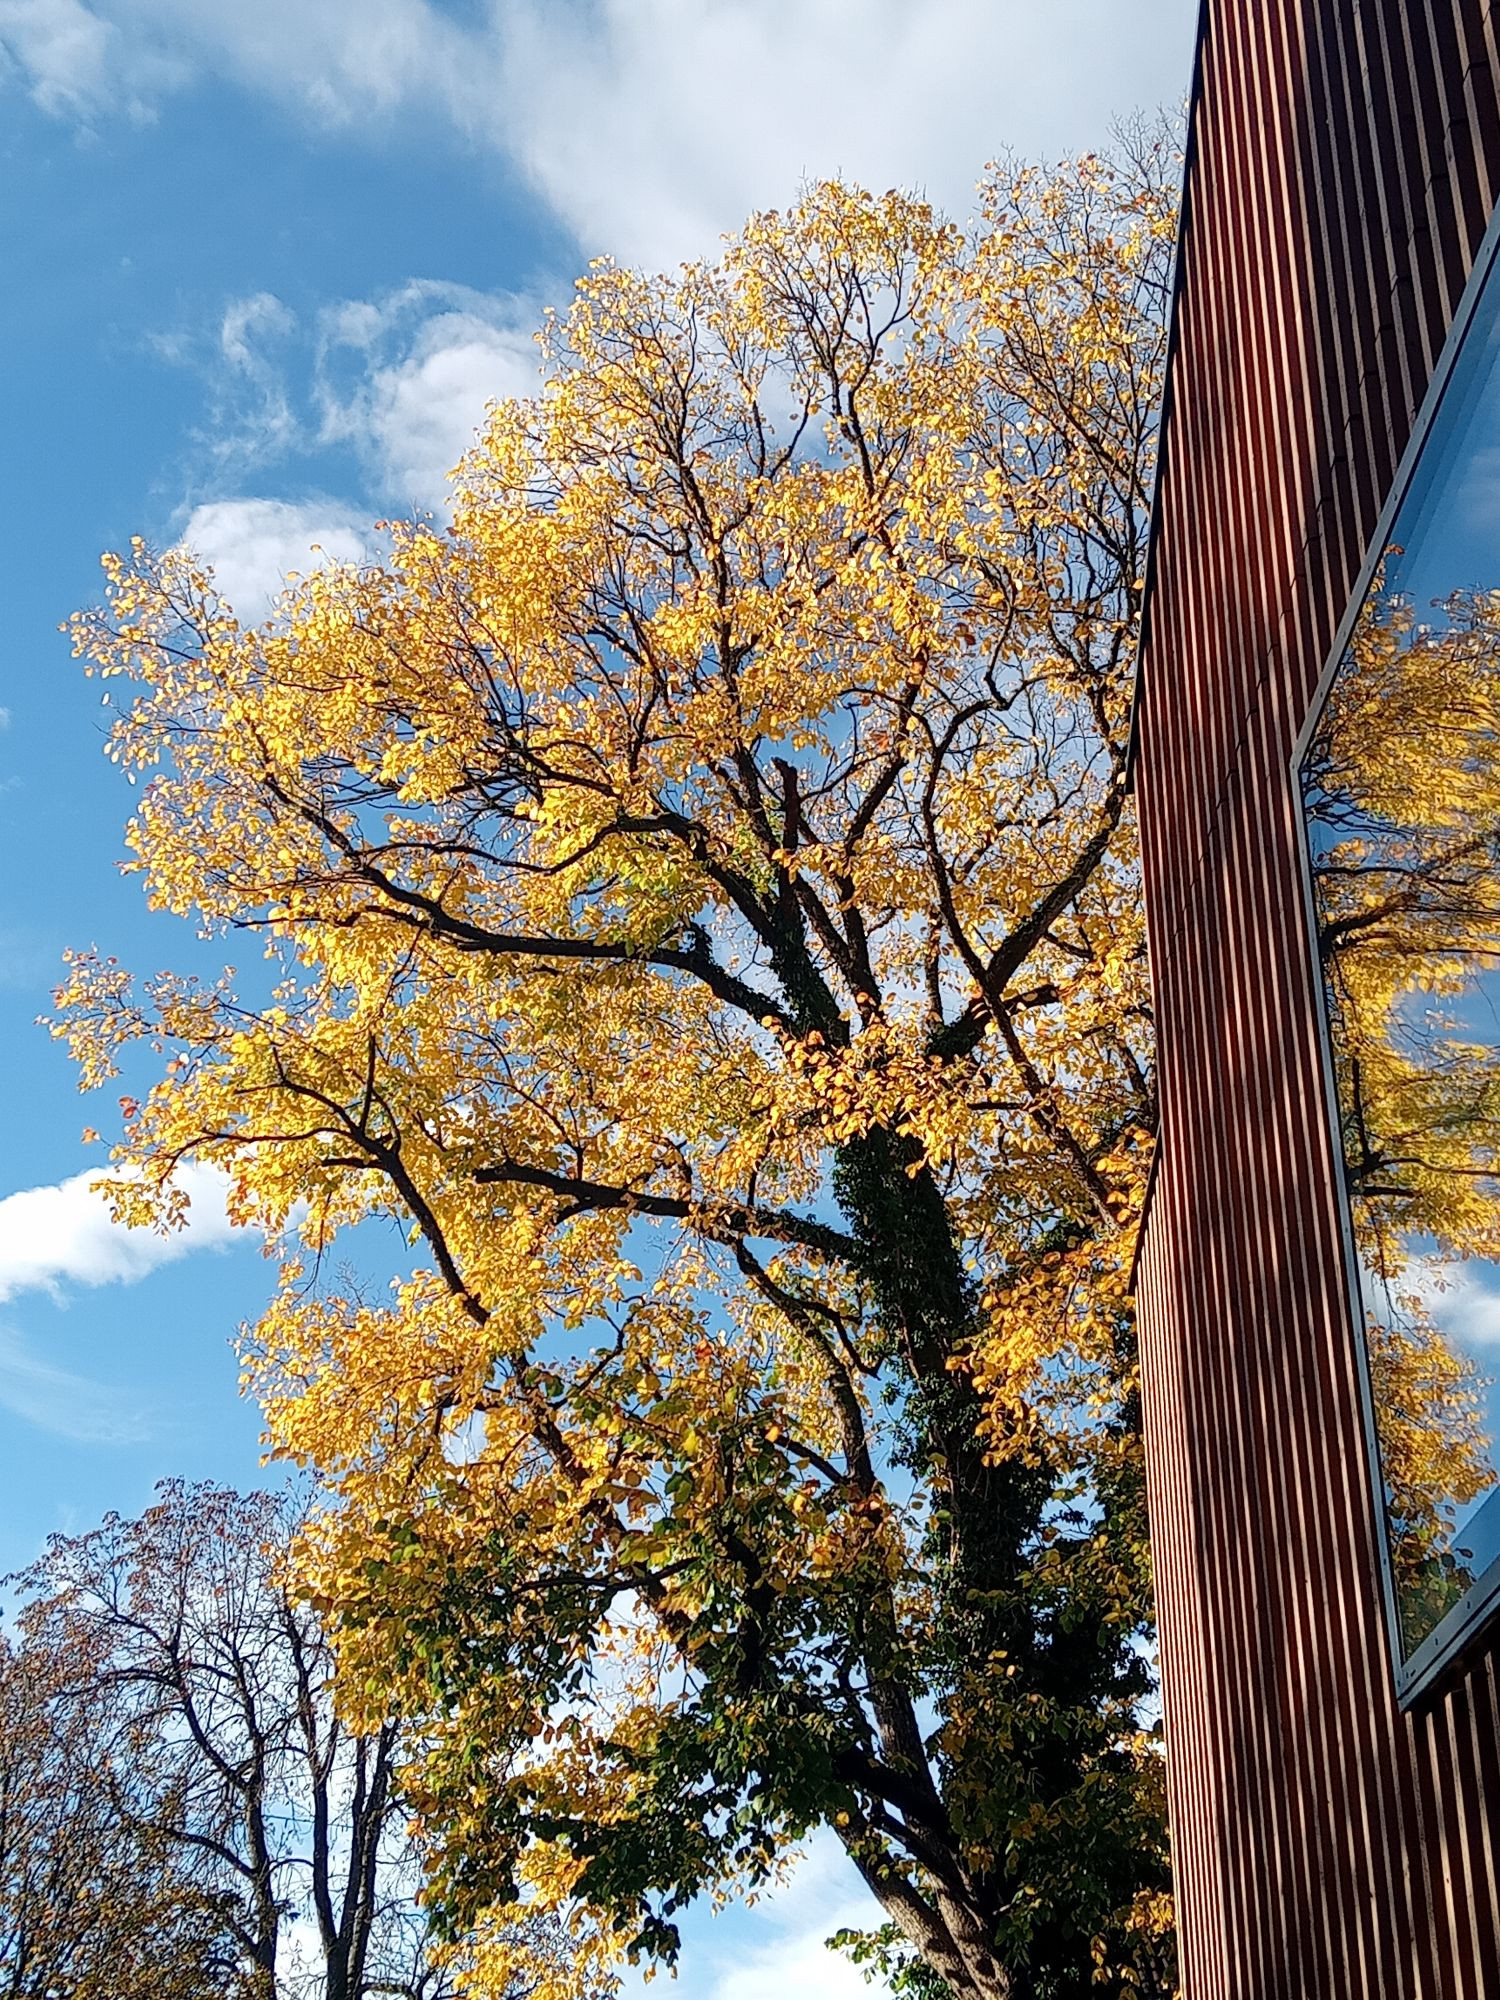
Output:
[1133, 2, 1500, 1993]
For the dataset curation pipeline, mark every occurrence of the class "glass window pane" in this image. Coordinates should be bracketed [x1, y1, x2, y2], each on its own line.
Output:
[1300, 255, 1500, 1674]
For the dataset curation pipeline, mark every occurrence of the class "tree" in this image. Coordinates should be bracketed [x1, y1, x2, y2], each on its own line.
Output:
[0, 1626, 234, 1999]
[10, 1482, 520, 2000]
[57, 143, 1177, 2000]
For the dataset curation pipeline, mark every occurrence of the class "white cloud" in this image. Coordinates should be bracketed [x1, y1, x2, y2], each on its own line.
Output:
[1385, 1254, 1500, 1356]
[2, 0, 1196, 268]
[1461, 1280, 1500, 1349]
[1432, 1263, 1500, 1349]
[315, 282, 543, 509]
[0, 1323, 157, 1441]
[0, 1160, 242, 1305]
[0, 0, 157, 120]
[501, 0, 1197, 267]
[617, 1835, 888, 2000]
[713, 1926, 875, 2000]
[220, 290, 294, 373]
[138, 0, 477, 120]
[162, 283, 543, 527]
[0, 0, 486, 128]
[205, 290, 301, 462]
[710, 1863, 881, 2000]
[178, 496, 370, 621]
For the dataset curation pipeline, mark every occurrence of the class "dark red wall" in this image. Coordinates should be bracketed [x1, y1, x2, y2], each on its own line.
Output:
[1133, 4, 1500, 1995]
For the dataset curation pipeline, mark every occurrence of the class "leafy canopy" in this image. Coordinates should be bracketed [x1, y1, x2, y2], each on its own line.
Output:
[59, 145, 1176, 2000]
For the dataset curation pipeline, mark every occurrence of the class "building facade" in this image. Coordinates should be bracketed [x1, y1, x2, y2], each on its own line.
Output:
[1133, 3, 1500, 1994]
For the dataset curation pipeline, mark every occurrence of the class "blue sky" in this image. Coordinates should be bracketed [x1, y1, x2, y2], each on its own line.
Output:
[0, 2, 1196, 1988]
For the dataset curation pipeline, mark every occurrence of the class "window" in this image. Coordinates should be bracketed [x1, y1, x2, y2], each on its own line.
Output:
[1299, 239, 1500, 1694]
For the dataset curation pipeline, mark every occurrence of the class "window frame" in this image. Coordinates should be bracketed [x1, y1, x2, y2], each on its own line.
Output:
[1291, 197, 1500, 1705]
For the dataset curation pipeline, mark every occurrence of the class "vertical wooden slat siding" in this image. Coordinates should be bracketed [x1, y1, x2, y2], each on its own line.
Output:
[1132, 1, 1500, 1993]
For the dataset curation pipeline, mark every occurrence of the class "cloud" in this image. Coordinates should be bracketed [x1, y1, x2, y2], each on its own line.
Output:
[501, 0, 1197, 267]
[212, 291, 300, 459]
[713, 1928, 874, 2000]
[315, 282, 544, 509]
[0, 1323, 157, 1442]
[159, 282, 543, 529]
[1389, 1255, 1500, 1353]
[220, 290, 294, 373]
[0, 0, 175, 121]
[177, 496, 371, 621]
[2, 0, 1197, 267]
[0, 1160, 243, 1306]
[712, 1841, 885, 2000]
[1437, 1266, 1500, 1350]
[144, 290, 304, 471]
[0, 0, 485, 129]
[617, 1835, 886, 2000]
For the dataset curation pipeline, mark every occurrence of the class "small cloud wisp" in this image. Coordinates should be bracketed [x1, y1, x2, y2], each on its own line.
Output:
[0, 1323, 157, 1443]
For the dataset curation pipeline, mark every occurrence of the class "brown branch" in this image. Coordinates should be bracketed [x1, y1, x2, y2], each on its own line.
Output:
[474, 1160, 859, 1266]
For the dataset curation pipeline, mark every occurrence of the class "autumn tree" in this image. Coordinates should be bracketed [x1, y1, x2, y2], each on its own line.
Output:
[0, 1625, 234, 1999]
[58, 141, 1177, 2000]
[10, 1482, 527, 2000]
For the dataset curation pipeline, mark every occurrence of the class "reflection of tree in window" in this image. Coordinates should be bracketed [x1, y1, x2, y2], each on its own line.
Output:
[1303, 563, 1500, 1652]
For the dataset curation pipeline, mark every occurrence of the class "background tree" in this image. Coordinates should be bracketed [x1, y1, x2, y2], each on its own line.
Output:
[58, 139, 1177, 2000]
[0, 1624, 234, 1999]
[10, 1481, 544, 2000]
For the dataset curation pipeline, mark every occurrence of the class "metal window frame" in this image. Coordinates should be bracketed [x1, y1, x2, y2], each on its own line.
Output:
[1291, 194, 1500, 1706]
